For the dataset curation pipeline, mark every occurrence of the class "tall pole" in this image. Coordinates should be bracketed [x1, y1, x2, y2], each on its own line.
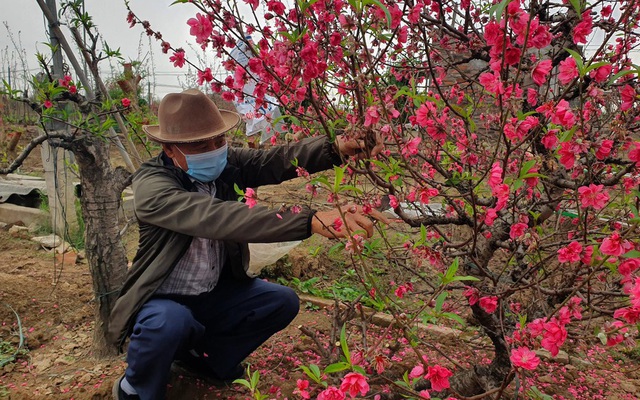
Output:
[42, 0, 79, 238]
[46, 0, 64, 80]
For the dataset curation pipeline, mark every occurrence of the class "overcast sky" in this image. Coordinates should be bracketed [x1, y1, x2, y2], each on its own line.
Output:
[0, 0, 216, 100]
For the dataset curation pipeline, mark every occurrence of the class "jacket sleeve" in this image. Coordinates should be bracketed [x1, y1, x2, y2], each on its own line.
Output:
[226, 135, 343, 188]
[132, 168, 315, 243]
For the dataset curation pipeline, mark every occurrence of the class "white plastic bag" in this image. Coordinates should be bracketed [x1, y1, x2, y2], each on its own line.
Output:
[247, 241, 302, 277]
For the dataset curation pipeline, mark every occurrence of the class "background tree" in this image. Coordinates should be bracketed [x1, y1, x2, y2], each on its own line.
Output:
[1, 0, 149, 355]
[128, 0, 640, 397]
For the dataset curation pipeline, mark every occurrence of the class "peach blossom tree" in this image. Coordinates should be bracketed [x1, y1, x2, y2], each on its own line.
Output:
[128, 0, 640, 397]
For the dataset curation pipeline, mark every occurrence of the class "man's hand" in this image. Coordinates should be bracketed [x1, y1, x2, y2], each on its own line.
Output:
[335, 132, 384, 159]
[311, 204, 390, 239]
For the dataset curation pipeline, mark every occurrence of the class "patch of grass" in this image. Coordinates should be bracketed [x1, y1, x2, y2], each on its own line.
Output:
[0, 339, 28, 368]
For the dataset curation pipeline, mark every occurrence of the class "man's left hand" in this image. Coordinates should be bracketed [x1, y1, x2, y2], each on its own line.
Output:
[335, 132, 384, 159]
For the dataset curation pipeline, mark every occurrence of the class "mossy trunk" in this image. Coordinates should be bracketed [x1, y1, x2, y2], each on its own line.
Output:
[69, 136, 131, 356]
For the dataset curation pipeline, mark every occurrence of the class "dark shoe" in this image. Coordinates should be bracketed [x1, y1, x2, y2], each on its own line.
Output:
[112, 375, 140, 400]
[170, 358, 244, 387]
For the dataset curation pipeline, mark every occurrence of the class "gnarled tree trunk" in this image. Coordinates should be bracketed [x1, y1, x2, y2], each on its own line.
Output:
[66, 137, 130, 356]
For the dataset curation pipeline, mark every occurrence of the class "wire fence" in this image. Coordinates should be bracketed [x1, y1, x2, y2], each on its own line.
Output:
[0, 95, 38, 125]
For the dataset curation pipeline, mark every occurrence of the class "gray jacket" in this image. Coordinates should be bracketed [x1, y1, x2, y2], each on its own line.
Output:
[107, 136, 341, 349]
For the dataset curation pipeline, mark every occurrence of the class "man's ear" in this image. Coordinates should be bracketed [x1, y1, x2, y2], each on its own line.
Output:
[162, 143, 175, 158]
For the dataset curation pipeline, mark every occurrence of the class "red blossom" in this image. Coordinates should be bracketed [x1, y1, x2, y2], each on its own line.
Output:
[531, 59, 553, 86]
[364, 106, 380, 127]
[595, 140, 613, 160]
[187, 13, 213, 45]
[197, 68, 214, 85]
[557, 142, 576, 169]
[488, 162, 503, 189]
[402, 137, 421, 157]
[628, 142, 640, 165]
[340, 372, 369, 398]
[243, 0, 259, 11]
[558, 57, 579, 85]
[578, 184, 609, 210]
[620, 85, 636, 111]
[425, 365, 453, 392]
[573, 11, 593, 44]
[295, 379, 311, 399]
[169, 50, 186, 68]
[317, 386, 346, 400]
[619, 259, 640, 276]
[345, 234, 364, 254]
[590, 64, 612, 83]
[510, 347, 540, 370]
[557, 241, 583, 263]
[541, 319, 567, 356]
[614, 307, 640, 324]
[245, 188, 257, 208]
[600, 231, 632, 257]
[479, 296, 498, 313]
[509, 223, 528, 239]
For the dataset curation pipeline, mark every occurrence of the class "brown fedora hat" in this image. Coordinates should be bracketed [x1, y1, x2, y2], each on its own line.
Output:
[143, 89, 241, 143]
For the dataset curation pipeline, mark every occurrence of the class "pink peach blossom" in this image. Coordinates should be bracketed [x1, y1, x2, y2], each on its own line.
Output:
[187, 13, 213, 44]
[479, 296, 498, 313]
[531, 59, 553, 86]
[425, 365, 453, 392]
[510, 347, 540, 370]
[318, 386, 346, 400]
[600, 232, 632, 257]
[557, 241, 583, 263]
[340, 372, 369, 398]
[558, 57, 579, 85]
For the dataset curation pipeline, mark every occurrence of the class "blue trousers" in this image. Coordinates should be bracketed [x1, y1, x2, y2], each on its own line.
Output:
[124, 277, 300, 400]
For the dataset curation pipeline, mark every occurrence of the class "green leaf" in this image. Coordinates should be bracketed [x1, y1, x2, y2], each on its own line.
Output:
[353, 365, 366, 374]
[274, 114, 301, 126]
[340, 324, 351, 364]
[568, 0, 582, 14]
[414, 224, 428, 247]
[324, 362, 350, 373]
[333, 165, 346, 193]
[519, 159, 537, 179]
[450, 275, 480, 282]
[441, 312, 466, 326]
[434, 292, 447, 313]
[583, 61, 610, 76]
[363, 0, 392, 26]
[609, 66, 639, 85]
[298, 0, 320, 13]
[622, 249, 640, 259]
[233, 183, 245, 197]
[443, 257, 459, 284]
[250, 369, 260, 389]
[489, 0, 511, 23]
[299, 364, 324, 385]
[339, 185, 363, 194]
[233, 378, 252, 389]
[558, 127, 576, 143]
[564, 48, 585, 76]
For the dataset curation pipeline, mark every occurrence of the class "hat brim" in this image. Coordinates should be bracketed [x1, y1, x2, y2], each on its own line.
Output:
[143, 110, 241, 143]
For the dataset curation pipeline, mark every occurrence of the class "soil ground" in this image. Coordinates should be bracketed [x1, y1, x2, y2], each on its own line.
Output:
[0, 126, 640, 399]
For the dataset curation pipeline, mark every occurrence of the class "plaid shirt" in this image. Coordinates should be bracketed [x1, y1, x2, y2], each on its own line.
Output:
[155, 180, 226, 295]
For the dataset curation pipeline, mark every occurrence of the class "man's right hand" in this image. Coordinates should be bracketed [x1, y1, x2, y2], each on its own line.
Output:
[311, 204, 389, 239]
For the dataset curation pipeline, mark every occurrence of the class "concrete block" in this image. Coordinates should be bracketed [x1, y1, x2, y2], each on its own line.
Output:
[0, 203, 48, 227]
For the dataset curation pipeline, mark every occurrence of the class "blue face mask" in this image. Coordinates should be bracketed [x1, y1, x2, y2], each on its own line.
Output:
[175, 144, 228, 182]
